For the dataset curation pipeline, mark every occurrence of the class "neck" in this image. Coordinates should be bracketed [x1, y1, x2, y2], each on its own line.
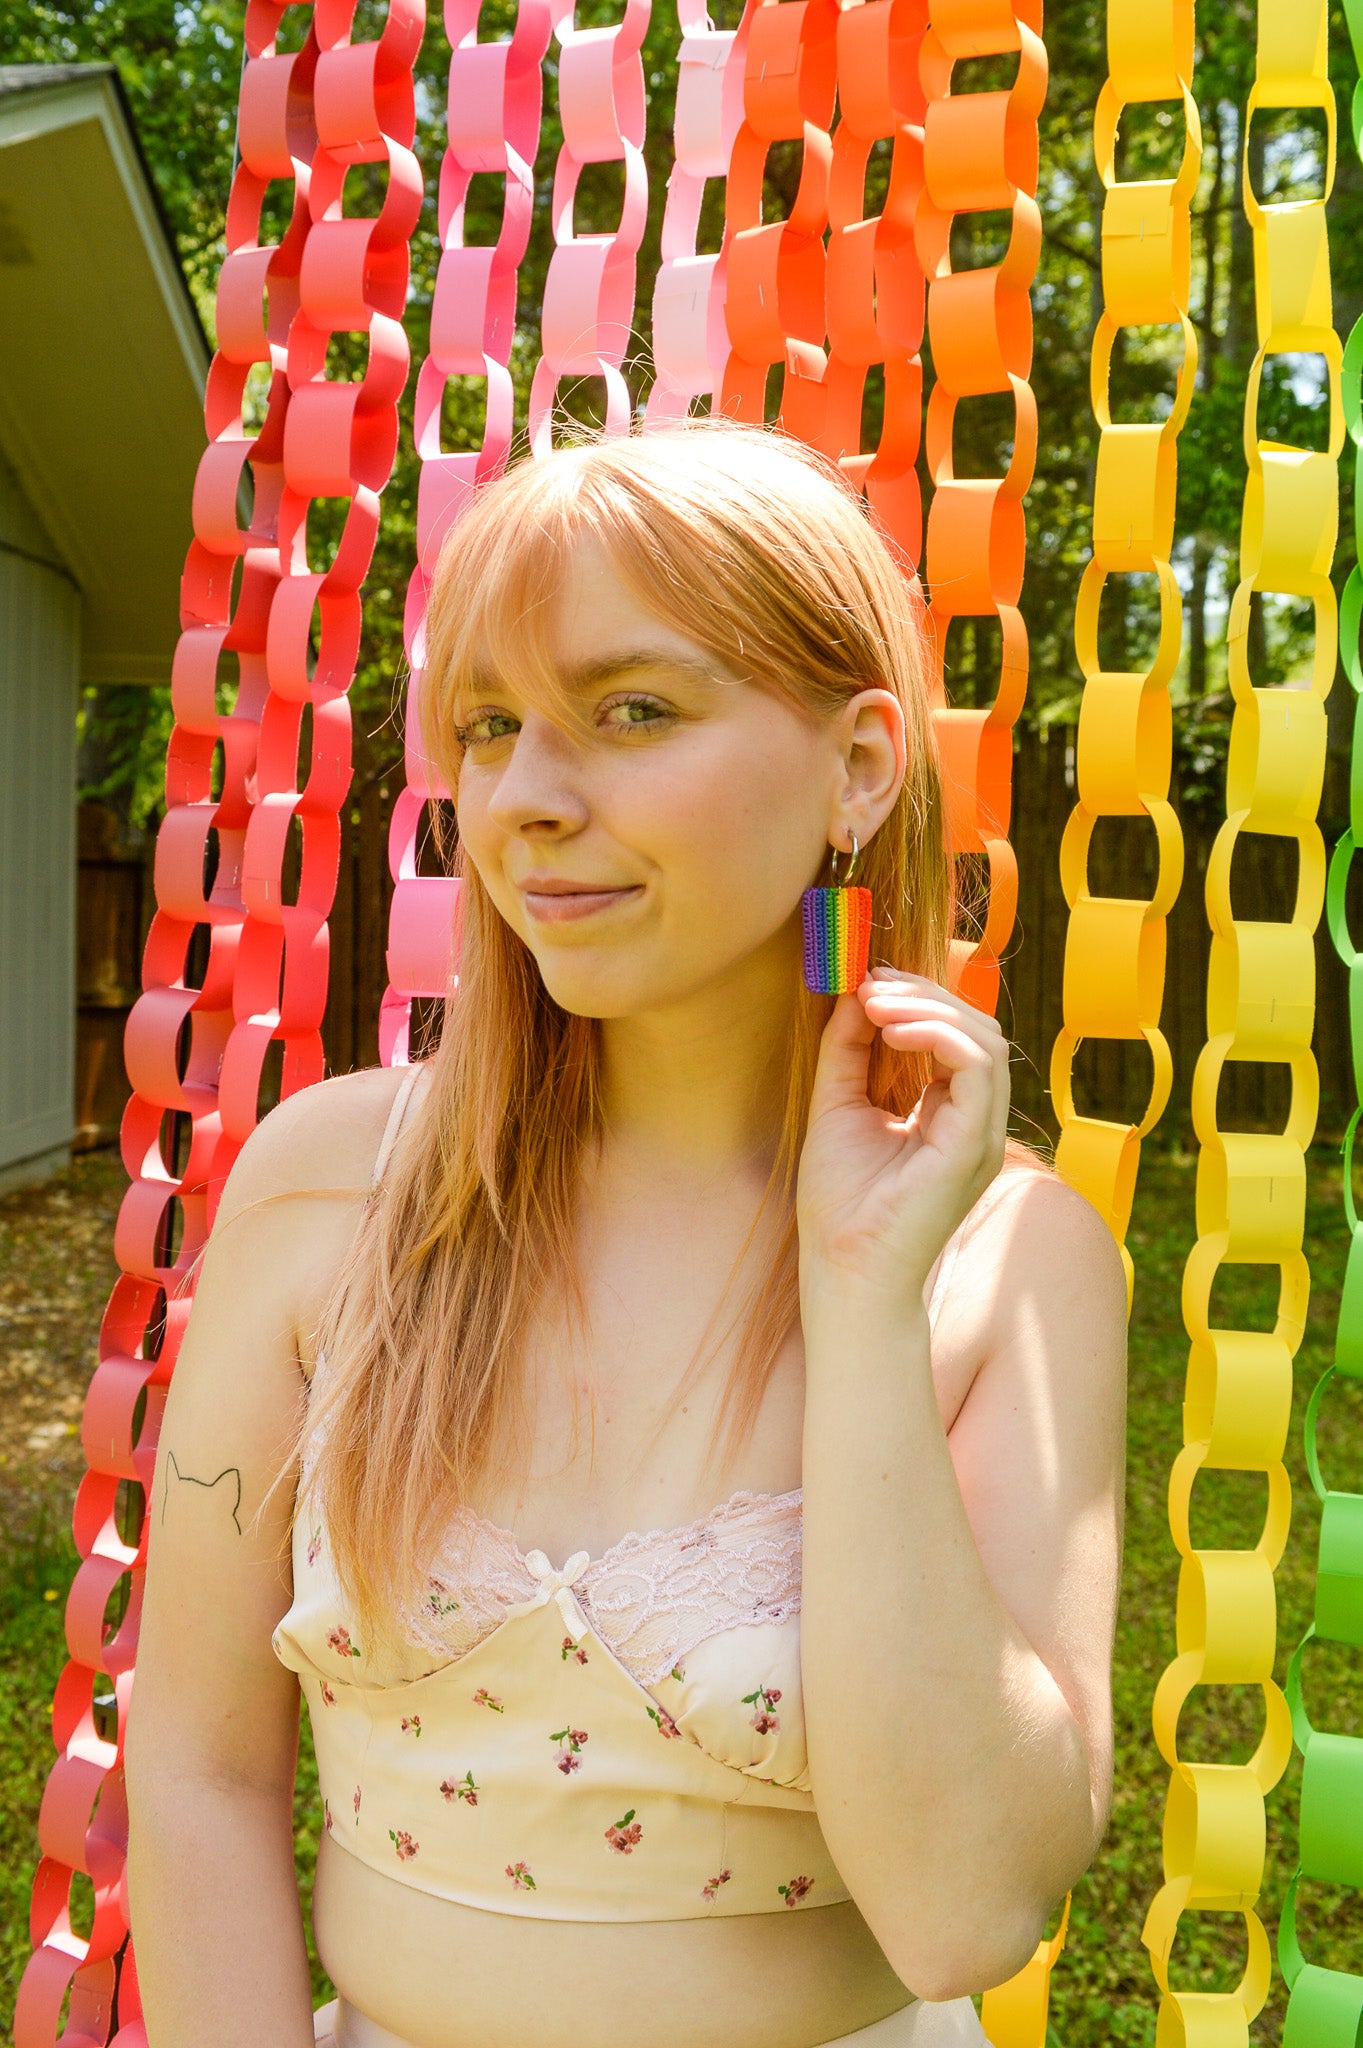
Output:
[595, 939, 797, 1185]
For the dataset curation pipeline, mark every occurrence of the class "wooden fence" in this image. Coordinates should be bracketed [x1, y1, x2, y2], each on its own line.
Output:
[77, 726, 1362, 1156]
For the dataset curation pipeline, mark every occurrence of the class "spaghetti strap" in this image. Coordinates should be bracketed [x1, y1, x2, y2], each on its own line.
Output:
[368, 1066, 425, 1194]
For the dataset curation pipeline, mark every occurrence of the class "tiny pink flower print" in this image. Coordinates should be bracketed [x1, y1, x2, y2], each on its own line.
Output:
[473, 1686, 505, 1712]
[742, 1683, 782, 1734]
[778, 1874, 815, 1907]
[701, 1867, 732, 1902]
[605, 1807, 643, 1854]
[324, 1798, 334, 1835]
[550, 1725, 589, 1773]
[353, 1785, 362, 1822]
[389, 1829, 419, 1861]
[646, 1703, 681, 1739]
[506, 1860, 537, 1890]
[561, 1634, 589, 1665]
[669, 1662, 686, 1683]
[440, 1771, 479, 1806]
[327, 1625, 361, 1659]
[425, 1576, 461, 1621]
[307, 1523, 322, 1568]
[401, 1715, 422, 1737]
[319, 1679, 336, 1707]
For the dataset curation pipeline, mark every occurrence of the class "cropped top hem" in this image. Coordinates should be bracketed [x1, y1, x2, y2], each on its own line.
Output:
[317, 1817, 858, 1922]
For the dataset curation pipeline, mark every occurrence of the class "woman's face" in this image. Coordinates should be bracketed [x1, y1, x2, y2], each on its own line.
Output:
[452, 536, 905, 1021]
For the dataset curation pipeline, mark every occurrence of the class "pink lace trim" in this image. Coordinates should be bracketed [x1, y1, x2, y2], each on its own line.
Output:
[396, 1488, 804, 1688]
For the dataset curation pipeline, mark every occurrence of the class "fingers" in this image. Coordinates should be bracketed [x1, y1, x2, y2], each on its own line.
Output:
[860, 973, 1008, 1063]
[860, 973, 1010, 1158]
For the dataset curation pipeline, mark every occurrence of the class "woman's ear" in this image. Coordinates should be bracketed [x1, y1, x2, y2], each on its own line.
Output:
[831, 688, 907, 844]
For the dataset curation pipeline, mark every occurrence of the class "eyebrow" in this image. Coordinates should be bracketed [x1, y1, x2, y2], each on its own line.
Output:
[465, 650, 725, 698]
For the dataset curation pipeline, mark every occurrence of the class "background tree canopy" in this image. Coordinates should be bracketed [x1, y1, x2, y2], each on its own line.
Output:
[8, 0, 1359, 827]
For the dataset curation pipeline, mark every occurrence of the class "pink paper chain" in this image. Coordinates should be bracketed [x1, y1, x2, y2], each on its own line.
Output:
[526, 0, 652, 451]
[643, 0, 747, 421]
[382, 0, 553, 1061]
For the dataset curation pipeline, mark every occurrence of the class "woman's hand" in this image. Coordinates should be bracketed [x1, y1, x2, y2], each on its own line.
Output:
[796, 966, 1011, 1313]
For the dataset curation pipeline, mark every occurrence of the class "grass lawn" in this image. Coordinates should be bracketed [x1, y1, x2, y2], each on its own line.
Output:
[2, 1138, 1361, 2045]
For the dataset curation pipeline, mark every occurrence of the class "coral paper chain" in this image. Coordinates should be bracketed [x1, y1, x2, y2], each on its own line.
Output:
[14, 5, 424, 2044]
[915, 0, 1045, 1017]
[225, 0, 423, 1134]
[1048, 0, 1198, 1296]
[1279, 0, 1363, 2036]
[1140, 0, 1341, 2037]
[718, 0, 838, 425]
[16, 11, 323, 2040]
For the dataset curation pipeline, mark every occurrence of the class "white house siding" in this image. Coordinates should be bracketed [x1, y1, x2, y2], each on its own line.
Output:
[0, 442, 80, 1187]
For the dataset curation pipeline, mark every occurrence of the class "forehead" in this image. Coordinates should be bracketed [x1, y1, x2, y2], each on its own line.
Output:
[464, 533, 733, 700]
[550, 536, 712, 668]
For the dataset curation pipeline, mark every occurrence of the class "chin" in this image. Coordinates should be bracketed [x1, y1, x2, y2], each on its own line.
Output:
[536, 974, 661, 1020]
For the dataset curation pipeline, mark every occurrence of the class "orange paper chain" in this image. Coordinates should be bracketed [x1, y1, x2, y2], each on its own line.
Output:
[916, 0, 1044, 1014]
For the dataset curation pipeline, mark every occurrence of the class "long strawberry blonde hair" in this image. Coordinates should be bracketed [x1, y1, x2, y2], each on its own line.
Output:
[254, 415, 1048, 1658]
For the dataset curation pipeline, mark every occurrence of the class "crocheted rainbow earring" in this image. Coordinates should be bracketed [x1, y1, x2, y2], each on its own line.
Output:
[801, 834, 873, 994]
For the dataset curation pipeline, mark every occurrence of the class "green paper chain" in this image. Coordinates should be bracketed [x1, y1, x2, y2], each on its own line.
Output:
[1277, 5, 1363, 2038]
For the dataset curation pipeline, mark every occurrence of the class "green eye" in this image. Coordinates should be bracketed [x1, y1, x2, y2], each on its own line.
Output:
[601, 693, 674, 733]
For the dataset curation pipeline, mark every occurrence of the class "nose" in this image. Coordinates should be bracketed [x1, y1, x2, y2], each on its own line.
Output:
[482, 710, 590, 838]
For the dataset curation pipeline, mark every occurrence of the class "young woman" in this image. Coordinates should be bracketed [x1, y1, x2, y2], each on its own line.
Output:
[124, 418, 1127, 2048]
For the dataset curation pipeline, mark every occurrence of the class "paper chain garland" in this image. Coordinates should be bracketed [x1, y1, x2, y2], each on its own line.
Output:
[383, 0, 551, 1060]
[14, 3, 424, 2041]
[645, 0, 746, 419]
[529, 0, 651, 450]
[1140, 0, 1342, 2040]
[1279, 0, 1363, 2038]
[14, 0, 1358, 2043]
[916, 0, 1044, 1015]
[1047, 0, 1198, 1307]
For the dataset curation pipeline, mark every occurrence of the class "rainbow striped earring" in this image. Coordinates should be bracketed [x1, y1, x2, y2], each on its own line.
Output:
[801, 834, 873, 993]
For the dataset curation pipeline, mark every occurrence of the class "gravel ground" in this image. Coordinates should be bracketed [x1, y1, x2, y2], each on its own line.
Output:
[0, 1150, 128, 1549]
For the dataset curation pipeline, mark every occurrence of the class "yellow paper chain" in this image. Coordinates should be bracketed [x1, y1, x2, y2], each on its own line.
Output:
[1139, 0, 1342, 2037]
[1048, 0, 1199, 1314]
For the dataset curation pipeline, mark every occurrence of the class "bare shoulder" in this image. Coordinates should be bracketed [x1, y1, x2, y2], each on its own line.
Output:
[210, 1064, 422, 1362]
[973, 1161, 1129, 1331]
[936, 1156, 1127, 1414]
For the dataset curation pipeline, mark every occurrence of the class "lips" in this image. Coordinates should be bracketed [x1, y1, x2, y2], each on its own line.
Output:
[518, 879, 644, 924]
[517, 879, 634, 895]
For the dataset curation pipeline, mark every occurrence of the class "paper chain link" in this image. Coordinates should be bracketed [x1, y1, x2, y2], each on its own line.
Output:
[822, 0, 926, 564]
[527, 0, 652, 451]
[914, 0, 1044, 1015]
[714, 0, 926, 567]
[1139, 1, 1342, 2038]
[644, 0, 746, 418]
[14, 4, 424, 2043]
[384, 0, 553, 1060]
[1278, 0, 1363, 2037]
[1048, 5, 1199, 1302]
[717, 0, 838, 424]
